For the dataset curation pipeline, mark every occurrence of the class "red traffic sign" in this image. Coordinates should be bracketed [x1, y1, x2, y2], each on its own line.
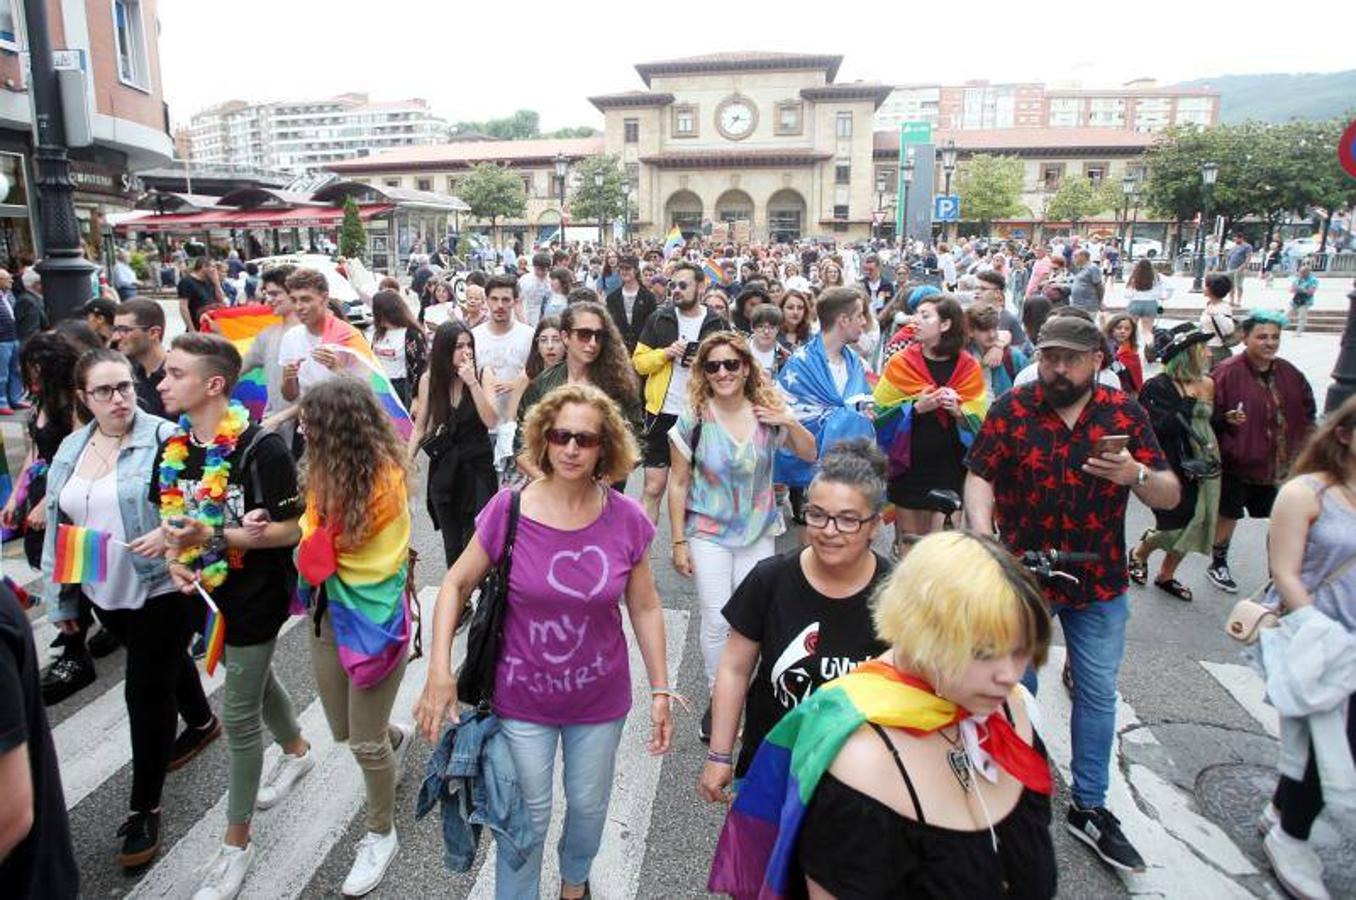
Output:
[1340, 118, 1356, 179]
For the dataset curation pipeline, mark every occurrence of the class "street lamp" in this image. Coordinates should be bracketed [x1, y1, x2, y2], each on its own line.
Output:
[940, 139, 957, 241]
[1120, 174, 1136, 254]
[1191, 161, 1219, 292]
[554, 152, 568, 247]
[622, 181, 632, 243]
[593, 169, 605, 247]
[875, 170, 887, 241]
[902, 157, 915, 247]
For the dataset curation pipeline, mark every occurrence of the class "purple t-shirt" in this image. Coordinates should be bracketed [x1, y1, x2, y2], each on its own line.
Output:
[474, 487, 656, 724]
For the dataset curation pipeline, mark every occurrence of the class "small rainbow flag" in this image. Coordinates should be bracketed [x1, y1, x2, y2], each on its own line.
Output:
[701, 257, 729, 286]
[53, 524, 112, 584]
[663, 225, 684, 258]
[231, 366, 269, 424]
[195, 583, 227, 677]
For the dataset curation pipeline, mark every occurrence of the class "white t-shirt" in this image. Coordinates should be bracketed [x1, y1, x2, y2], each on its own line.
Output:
[472, 320, 535, 427]
[59, 454, 147, 612]
[750, 343, 777, 376]
[277, 324, 334, 394]
[827, 353, 850, 397]
[372, 328, 408, 380]
[518, 273, 553, 326]
[661, 310, 706, 416]
[1013, 362, 1122, 390]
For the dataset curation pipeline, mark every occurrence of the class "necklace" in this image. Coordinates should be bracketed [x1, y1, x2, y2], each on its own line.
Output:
[158, 403, 250, 591]
[938, 726, 974, 793]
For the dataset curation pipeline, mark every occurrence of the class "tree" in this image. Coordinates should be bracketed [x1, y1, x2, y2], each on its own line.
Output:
[339, 196, 366, 260]
[1044, 174, 1104, 232]
[566, 155, 627, 234]
[458, 162, 527, 246]
[449, 111, 598, 142]
[546, 126, 600, 139]
[954, 154, 1027, 232]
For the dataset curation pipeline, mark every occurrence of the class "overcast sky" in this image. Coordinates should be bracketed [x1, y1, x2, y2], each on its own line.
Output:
[160, 0, 1351, 129]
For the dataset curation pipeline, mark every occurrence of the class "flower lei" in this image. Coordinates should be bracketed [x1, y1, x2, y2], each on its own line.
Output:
[158, 402, 250, 591]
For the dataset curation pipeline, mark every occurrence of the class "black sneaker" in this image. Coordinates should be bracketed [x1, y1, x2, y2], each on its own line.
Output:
[1066, 804, 1146, 873]
[1206, 563, 1239, 593]
[40, 654, 96, 706]
[699, 703, 712, 744]
[169, 715, 222, 771]
[88, 627, 121, 659]
[116, 810, 161, 869]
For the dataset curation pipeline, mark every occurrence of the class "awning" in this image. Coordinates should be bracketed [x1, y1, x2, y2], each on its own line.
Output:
[116, 203, 396, 234]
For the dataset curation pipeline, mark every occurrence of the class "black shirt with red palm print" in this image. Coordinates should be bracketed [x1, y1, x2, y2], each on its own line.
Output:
[966, 382, 1168, 608]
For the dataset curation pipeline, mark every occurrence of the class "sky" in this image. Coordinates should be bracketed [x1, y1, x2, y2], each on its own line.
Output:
[159, 0, 1352, 130]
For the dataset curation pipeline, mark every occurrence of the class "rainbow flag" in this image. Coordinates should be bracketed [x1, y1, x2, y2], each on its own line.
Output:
[662, 225, 684, 258]
[709, 661, 1052, 898]
[232, 366, 269, 424]
[701, 257, 729, 286]
[53, 524, 112, 584]
[194, 584, 227, 676]
[207, 304, 281, 358]
[332, 346, 414, 442]
[873, 343, 989, 481]
[3, 574, 31, 609]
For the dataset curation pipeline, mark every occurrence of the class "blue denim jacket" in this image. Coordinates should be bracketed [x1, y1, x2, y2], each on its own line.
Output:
[41, 411, 176, 616]
[415, 708, 532, 873]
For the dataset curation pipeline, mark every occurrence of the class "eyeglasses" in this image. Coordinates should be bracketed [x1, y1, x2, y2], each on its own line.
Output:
[702, 358, 743, 375]
[569, 327, 605, 345]
[803, 508, 877, 534]
[84, 381, 136, 403]
[111, 324, 145, 336]
[673, 281, 692, 290]
[545, 428, 602, 449]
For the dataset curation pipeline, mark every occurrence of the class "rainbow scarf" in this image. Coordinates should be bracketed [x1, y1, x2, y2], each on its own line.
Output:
[708, 661, 1052, 899]
[873, 344, 989, 480]
[296, 465, 410, 689]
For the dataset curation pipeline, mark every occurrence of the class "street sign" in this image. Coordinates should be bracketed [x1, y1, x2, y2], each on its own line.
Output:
[1339, 118, 1356, 179]
[933, 195, 960, 222]
[900, 121, 932, 145]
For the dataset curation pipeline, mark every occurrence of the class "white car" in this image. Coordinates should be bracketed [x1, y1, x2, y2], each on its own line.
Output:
[1126, 237, 1163, 259]
[1283, 237, 1320, 259]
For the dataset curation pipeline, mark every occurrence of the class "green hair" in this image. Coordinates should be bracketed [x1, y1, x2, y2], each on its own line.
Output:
[1163, 340, 1206, 382]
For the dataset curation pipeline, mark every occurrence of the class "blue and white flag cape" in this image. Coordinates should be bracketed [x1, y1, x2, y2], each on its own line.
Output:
[774, 335, 874, 488]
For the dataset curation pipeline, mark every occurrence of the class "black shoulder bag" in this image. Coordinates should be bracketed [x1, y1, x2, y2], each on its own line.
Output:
[456, 491, 521, 711]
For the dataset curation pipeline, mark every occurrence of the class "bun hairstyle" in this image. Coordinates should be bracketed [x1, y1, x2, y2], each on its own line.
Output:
[811, 438, 888, 514]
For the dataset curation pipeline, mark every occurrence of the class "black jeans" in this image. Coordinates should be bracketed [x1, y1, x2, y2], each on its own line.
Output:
[432, 498, 474, 569]
[1273, 692, 1355, 840]
[97, 590, 213, 813]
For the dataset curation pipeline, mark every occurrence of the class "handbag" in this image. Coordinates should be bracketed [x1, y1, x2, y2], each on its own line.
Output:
[456, 491, 521, 710]
[419, 421, 456, 462]
[1225, 552, 1356, 644]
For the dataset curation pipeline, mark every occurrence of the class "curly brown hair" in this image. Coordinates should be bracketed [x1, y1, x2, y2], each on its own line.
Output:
[521, 383, 639, 484]
[298, 378, 410, 546]
[560, 302, 639, 407]
[685, 331, 782, 414]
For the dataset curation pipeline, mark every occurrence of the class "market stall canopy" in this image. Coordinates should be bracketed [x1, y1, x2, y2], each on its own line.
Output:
[311, 180, 469, 212]
[133, 191, 229, 213]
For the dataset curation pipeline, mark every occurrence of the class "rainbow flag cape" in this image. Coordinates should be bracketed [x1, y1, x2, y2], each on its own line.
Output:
[873, 343, 990, 481]
[296, 464, 410, 689]
[709, 661, 1052, 899]
[331, 347, 414, 442]
[701, 257, 729, 286]
[194, 584, 227, 676]
[662, 225, 684, 258]
[206, 304, 281, 357]
[232, 366, 269, 424]
[53, 524, 112, 584]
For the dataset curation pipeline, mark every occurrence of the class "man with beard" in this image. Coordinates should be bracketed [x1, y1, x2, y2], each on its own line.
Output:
[964, 314, 1179, 875]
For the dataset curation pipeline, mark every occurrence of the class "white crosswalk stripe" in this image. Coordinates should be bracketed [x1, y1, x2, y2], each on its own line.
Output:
[1200, 660, 1279, 738]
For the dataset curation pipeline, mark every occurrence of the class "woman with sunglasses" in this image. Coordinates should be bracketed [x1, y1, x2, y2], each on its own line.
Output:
[415, 383, 672, 900]
[668, 331, 816, 741]
[697, 438, 888, 801]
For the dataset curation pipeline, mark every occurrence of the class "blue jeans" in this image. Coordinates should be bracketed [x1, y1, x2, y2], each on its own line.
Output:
[0, 339, 21, 407]
[1025, 593, 1129, 808]
[494, 716, 626, 899]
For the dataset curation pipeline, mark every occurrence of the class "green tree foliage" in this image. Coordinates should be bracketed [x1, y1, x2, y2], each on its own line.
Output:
[546, 126, 600, 139]
[566, 156, 626, 228]
[339, 196, 366, 261]
[954, 155, 1028, 229]
[449, 111, 599, 142]
[1044, 174, 1104, 227]
[458, 163, 527, 244]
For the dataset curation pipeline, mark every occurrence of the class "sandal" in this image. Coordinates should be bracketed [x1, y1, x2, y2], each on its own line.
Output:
[1127, 531, 1151, 585]
[1154, 578, 1193, 602]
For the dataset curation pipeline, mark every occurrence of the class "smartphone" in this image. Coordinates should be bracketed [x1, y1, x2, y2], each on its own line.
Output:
[1093, 435, 1130, 457]
[680, 341, 699, 367]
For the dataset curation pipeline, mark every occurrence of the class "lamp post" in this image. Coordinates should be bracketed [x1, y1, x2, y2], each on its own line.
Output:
[622, 181, 632, 243]
[874, 170, 887, 242]
[1191, 161, 1219, 292]
[554, 152, 568, 247]
[902, 157, 915, 247]
[940, 139, 957, 241]
[1120, 174, 1136, 256]
[593, 169, 605, 247]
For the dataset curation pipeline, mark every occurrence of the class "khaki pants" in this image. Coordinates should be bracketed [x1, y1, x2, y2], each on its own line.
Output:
[309, 610, 408, 834]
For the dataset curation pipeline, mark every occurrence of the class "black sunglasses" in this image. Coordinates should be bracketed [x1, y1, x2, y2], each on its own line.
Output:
[545, 428, 602, 449]
[702, 358, 743, 375]
[569, 327, 606, 344]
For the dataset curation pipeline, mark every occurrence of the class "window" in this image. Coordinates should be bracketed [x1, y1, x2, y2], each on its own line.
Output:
[775, 102, 803, 135]
[522, 174, 534, 196]
[624, 118, 639, 143]
[1084, 164, 1106, 187]
[835, 163, 851, 186]
[416, 177, 432, 192]
[383, 178, 401, 188]
[673, 104, 697, 137]
[1088, 98, 1125, 128]
[833, 204, 850, 220]
[835, 112, 853, 139]
[1040, 164, 1064, 192]
[624, 162, 639, 186]
[1047, 98, 1081, 128]
[0, 2, 20, 51]
[112, 0, 151, 90]
[446, 176, 459, 193]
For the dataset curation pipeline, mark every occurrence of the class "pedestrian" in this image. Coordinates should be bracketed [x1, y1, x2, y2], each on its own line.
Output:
[696, 438, 887, 799]
[1207, 309, 1317, 593]
[668, 331, 816, 741]
[518, 252, 554, 326]
[153, 334, 314, 898]
[1225, 233, 1254, 307]
[1261, 240, 1282, 290]
[414, 383, 673, 900]
[875, 294, 988, 552]
[178, 257, 225, 333]
[370, 290, 427, 410]
[295, 378, 415, 897]
[546, 266, 572, 319]
[1128, 327, 1220, 602]
[1199, 273, 1239, 369]
[469, 275, 535, 478]
[1122, 259, 1170, 359]
[777, 289, 812, 352]
[239, 265, 300, 440]
[747, 305, 788, 376]
[12, 269, 47, 346]
[604, 255, 657, 354]
[1105, 314, 1143, 392]
[0, 270, 24, 413]
[1069, 249, 1104, 321]
[598, 249, 622, 297]
[858, 253, 894, 315]
[966, 304, 1027, 399]
[703, 288, 730, 323]
[278, 268, 376, 405]
[1288, 265, 1318, 337]
[709, 530, 1056, 900]
[41, 348, 215, 870]
[965, 313, 1180, 874]
[506, 315, 565, 423]
[408, 321, 498, 568]
[113, 249, 139, 300]
[83, 297, 117, 347]
[459, 282, 489, 331]
[112, 298, 168, 420]
[1255, 394, 1356, 900]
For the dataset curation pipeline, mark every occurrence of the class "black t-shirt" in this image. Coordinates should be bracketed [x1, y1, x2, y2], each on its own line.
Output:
[906, 355, 966, 482]
[723, 549, 890, 777]
[0, 583, 78, 898]
[149, 425, 303, 646]
[134, 361, 166, 419]
[177, 275, 216, 330]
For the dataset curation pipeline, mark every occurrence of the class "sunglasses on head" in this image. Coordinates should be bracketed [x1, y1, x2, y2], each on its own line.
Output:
[702, 358, 743, 374]
[545, 428, 602, 449]
[569, 327, 605, 344]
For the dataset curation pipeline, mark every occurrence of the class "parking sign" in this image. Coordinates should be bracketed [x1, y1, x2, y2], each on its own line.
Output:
[933, 195, 960, 222]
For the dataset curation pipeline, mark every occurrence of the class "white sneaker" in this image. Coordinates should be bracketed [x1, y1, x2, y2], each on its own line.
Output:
[341, 829, 398, 897]
[390, 722, 413, 783]
[1264, 825, 1331, 899]
[256, 745, 316, 810]
[1257, 802, 1280, 836]
[192, 842, 255, 900]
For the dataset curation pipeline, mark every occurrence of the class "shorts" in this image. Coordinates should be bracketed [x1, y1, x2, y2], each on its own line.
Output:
[642, 412, 679, 469]
[1126, 299, 1160, 318]
[1219, 474, 1278, 520]
[1229, 267, 1247, 286]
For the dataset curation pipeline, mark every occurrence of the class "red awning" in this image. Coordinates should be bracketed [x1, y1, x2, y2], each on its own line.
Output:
[117, 204, 395, 234]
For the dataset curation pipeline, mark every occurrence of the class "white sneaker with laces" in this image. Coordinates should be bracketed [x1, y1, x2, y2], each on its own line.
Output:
[1264, 825, 1331, 900]
[191, 842, 255, 900]
[341, 829, 398, 897]
[391, 722, 413, 783]
[256, 746, 316, 810]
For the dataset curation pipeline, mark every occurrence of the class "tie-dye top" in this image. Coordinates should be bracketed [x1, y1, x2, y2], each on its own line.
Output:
[670, 408, 786, 549]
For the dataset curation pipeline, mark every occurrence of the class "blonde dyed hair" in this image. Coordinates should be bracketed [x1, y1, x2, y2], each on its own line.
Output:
[521, 383, 639, 484]
[873, 531, 1051, 684]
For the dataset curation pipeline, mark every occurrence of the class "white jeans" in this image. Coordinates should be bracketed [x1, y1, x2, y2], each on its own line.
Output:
[689, 534, 777, 691]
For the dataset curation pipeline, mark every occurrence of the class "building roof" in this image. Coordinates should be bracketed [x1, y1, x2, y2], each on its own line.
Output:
[873, 127, 1160, 157]
[640, 149, 832, 169]
[312, 181, 469, 211]
[325, 137, 607, 173]
[800, 83, 894, 106]
[634, 52, 842, 86]
[587, 91, 676, 112]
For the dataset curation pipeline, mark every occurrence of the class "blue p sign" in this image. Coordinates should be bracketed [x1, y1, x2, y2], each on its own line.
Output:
[933, 195, 960, 222]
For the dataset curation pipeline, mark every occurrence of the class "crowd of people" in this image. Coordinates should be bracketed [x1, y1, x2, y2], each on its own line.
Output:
[0, 228, 1351, 900]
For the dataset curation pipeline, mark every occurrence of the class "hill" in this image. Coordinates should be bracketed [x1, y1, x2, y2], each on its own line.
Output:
[1173, 70, 1356, 124]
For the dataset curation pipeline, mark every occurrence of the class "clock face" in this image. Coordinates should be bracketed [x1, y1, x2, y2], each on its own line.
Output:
[718, 99, 756, 140]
